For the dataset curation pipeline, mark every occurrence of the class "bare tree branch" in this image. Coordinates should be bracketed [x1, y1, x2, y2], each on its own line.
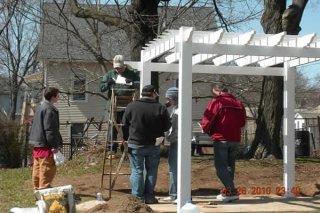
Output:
[0, 0, 19, 35]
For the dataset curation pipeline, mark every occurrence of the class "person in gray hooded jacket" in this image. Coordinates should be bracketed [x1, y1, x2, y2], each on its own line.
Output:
[29, 87, 62, 190]
[163, 87, 179, 203]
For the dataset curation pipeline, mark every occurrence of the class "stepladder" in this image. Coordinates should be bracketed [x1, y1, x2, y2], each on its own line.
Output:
[101, 88, 138, 198]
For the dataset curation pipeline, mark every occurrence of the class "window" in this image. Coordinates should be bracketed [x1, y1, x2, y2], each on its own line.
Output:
[72, 76, 86, 101]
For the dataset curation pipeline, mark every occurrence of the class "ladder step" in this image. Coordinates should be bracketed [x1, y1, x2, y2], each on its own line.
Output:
[116, 107, 127, 109]
[106, 140, 127, 143]
[107, 122, 124, 126]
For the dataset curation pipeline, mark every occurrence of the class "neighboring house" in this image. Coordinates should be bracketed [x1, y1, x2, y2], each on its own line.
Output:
[295, 109, 320, 154]
[0, 76, 24, 120]
[37, 3, 216, 147]
[295, 110, 320, 130]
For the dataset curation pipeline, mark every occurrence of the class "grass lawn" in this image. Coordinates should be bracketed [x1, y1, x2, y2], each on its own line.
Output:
[0, 167, 34, 211]
[0, 155, 102, 212]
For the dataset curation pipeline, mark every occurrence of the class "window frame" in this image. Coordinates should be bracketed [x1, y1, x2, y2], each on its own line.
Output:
[71, 75, 87, 102]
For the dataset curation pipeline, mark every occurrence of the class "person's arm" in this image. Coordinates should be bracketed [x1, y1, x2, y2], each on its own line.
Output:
[240, 103, 247, 127]
[162, 106, 172, 132]
[166, 110, 178, 142]
[201, 99, 218, 134]
[100, 72, 115, 92]
[43, 108, 60, 149]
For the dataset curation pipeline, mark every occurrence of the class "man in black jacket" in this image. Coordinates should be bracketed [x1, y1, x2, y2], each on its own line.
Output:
[122, 85, 171, 204]
[29, 87, 62, 190]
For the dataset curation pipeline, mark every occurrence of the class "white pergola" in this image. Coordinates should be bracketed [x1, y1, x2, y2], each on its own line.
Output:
[127, 26, 320, 212]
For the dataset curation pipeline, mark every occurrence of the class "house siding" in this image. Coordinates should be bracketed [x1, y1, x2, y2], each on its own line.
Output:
[45, 61, 108, 142]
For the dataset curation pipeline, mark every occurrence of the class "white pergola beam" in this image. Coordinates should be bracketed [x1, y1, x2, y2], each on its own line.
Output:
[143, 33, 178, 62]
[258, 33, 316, 67]
[262, 31, 286, 46]
[166, 29, 224, 64]
[165, 52, 179, 64]
[288, 57, 319, 67]
[192, 54, 217, 65]
[212, 31, 255, 65]
[142, 62, 284, 76]
[235, 55, 266, 67]
[125, 61, 142, 70]
[234, 32, 285, 67]
[192, 29, 223, 65]
[191, 43, 320, 58]
[296, 33, 316, 47]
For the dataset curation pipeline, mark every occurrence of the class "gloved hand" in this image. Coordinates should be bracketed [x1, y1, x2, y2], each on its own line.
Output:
[125, 78, 133, 84]
[107, 78, 115, 86]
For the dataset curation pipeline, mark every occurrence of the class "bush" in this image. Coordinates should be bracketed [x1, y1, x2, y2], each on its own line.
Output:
[0, 112, 22, 168]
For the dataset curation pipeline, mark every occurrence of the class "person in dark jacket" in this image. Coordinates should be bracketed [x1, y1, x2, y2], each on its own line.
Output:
[201, 83, 246, 202]
[29, 87, 63, 190]
[122, 85, 171, 204]
[100, 55, 140, 154]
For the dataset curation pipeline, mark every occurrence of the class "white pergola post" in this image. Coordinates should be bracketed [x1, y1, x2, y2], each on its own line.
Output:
[139, 50, 151, 94]
[177, 27, 193, 211]
[283, 62, 296, 197]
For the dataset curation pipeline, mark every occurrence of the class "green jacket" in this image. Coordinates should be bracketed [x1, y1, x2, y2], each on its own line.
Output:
[100, 67, 140, 106]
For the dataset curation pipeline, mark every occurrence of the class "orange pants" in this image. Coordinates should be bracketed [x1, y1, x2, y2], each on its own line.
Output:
[32, 157, 56, 190]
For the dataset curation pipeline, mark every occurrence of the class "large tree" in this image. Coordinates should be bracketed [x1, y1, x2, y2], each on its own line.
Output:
[246, 0, 309, 159]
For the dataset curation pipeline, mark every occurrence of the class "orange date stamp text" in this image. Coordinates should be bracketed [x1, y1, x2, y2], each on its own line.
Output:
[222, 186, 301, 196]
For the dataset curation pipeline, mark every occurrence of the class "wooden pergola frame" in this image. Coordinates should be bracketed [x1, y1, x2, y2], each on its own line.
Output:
[127, 26, 320, 212]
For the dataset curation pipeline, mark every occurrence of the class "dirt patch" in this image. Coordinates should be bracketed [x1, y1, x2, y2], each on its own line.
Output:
[52, 151, 320, 212]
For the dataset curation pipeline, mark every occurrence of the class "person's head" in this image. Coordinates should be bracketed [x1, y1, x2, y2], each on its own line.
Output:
[211, 82, 228, 97]
[44, 87, 60, 103]
[113, 55, 125, 74]
[141, 85, 158, 99]
[165, 87, 178, 107]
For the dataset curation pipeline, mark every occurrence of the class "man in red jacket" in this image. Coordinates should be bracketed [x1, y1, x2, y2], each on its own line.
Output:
[201, 83, 246, 202]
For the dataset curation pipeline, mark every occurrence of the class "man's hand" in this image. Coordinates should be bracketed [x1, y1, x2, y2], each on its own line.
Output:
[125, 78, 133, 84]
[107, 78, 115, 85]
[51, 148, 59, 153]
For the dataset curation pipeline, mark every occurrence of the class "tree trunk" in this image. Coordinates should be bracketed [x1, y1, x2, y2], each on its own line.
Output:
[247, 75, 284, 159]
[248, 0, 308, 159]
[126, 1, 159, 89]
[9, 77, 19, 121]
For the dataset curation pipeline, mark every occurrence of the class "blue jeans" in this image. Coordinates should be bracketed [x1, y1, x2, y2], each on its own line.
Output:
[213, 141, 239, 195]
[168, 142, 177, 199]
[128, 145, 161, 200]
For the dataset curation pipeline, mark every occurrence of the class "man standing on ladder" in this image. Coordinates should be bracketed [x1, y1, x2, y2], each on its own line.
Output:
[100, 55, 140, 155]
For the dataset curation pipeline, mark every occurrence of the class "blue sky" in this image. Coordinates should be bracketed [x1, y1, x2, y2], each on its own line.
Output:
[297, 2, 320, 82]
